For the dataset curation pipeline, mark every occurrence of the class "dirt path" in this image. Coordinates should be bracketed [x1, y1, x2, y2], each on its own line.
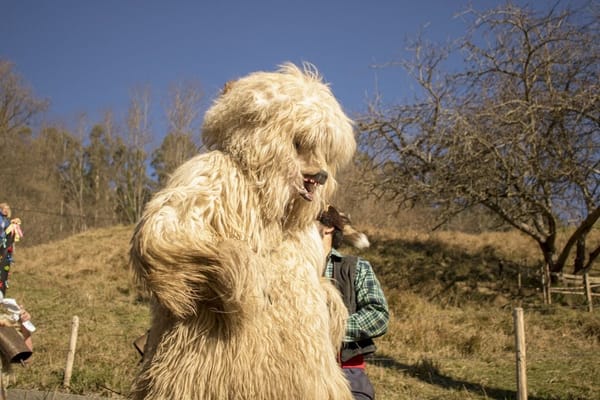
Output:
[7, 389, 123, 399]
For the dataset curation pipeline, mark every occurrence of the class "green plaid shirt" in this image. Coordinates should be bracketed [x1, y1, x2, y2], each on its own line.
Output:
[325, 249, 389, 343]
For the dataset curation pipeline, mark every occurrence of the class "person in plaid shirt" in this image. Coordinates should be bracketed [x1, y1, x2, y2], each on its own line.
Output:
[318, 205, 389, 400]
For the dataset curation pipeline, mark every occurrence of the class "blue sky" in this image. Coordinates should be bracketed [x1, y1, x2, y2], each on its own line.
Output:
[1, 0, 586, 146]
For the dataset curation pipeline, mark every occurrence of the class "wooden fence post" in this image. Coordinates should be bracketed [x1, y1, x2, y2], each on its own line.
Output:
[541, 265, 549, 304]
[517, 264, 522, 295]
[513, 307, 528, 400]
[584, 273, 593, 312]
[544, 264, 552, 305]
[63, 316, 79, 388]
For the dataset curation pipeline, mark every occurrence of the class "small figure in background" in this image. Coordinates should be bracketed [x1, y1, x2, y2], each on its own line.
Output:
[0, 204, 23, 296]
[0, 205, 10, 234]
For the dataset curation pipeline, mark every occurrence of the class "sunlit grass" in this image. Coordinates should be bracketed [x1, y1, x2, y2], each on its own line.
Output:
[2, 225, 599, 399]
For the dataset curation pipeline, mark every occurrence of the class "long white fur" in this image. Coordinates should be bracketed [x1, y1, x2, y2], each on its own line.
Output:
[129, 63, 356, 400]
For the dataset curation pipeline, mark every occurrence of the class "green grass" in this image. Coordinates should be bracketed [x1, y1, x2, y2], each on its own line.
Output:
[3, 225, 599, 399]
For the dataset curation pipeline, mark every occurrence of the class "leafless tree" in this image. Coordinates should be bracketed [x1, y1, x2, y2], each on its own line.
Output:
[152, 81, 203, 187]
[57, 114, 90, 232]
[358, 2, 600, 273]
[164, 80, 203, 139]
[0, 60, 48, 141]
[114, 86, 153, 224]
[0, 60, 50, 229]
[86, 111, 120, 227]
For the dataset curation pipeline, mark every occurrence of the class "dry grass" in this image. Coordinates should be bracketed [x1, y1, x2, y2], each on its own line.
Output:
[1, 225, 599, 399]
[5, 225, 147, 397]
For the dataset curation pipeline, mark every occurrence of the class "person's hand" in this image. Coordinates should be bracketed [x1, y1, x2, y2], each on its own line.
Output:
[20, 308, 31, 323]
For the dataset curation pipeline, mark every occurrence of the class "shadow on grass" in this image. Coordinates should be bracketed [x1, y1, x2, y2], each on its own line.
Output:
[369, 356, 552, 400]
[355, 236, 545, 308]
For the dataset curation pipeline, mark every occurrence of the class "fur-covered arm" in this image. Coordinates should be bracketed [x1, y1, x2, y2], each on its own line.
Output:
[129, 154, 262, 321]
[131, 230, 259, 321]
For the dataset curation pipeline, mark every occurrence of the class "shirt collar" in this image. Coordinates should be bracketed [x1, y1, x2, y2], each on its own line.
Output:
[329, 248, 343, 261]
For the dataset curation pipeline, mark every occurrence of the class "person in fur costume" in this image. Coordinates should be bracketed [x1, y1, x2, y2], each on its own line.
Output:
[129, 63, 357, 400]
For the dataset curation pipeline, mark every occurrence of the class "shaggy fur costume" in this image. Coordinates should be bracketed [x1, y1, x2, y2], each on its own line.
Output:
[130, 63, 356, 400]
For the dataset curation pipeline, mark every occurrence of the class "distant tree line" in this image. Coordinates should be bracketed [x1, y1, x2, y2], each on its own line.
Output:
[0, 60, 204, 245]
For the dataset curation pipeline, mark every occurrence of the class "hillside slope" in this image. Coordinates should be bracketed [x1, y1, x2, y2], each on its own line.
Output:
[3, 226, 600, 399]
[7, 225, 146, 397]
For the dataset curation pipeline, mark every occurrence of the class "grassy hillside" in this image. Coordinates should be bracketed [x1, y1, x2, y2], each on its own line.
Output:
[4, 225, 600, 399]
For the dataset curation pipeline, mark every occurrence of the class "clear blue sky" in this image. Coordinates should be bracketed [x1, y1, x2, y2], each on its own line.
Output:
[0, 0, 585, 146]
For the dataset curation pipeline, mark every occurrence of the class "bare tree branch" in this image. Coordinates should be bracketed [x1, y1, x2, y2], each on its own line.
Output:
[358, 3, 600, 273]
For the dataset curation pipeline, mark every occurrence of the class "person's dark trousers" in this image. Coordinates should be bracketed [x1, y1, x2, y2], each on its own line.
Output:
[344, 368, 375, 400]
[0, 233, 14, 295]
[0, 250, 9, 295]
